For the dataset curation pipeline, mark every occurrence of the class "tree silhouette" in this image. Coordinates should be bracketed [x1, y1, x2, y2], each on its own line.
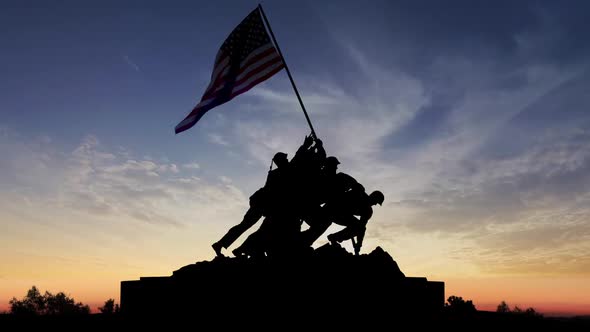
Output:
[497, 300, 511, 313]
[444, 295, 477, 314]
[9, 286, 89, 315]
[495, 301, 542, 317]
[8, 286, 45, 315]
[524, 307, 542, 317]
[99, 299, 120, 314]
[44, 291, 90, 315]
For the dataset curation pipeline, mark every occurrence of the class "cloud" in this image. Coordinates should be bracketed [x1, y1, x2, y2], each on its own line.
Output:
[219, 176, 232, 184]
[158, 163, 179, 173]
[383, 99, 590, 275]
[465, 217, 590, 276]
[182, 162, 200, 170]
[123, 55, 141, 72]
[228, 21, 590, 275]
[234, 43, 429, 171]
[248, 86, 349, 114]
[0, 133, 248, 231]
[62, 136, 248, 227]
[3, 1, 589, 279]
[208, 133, 230, 146]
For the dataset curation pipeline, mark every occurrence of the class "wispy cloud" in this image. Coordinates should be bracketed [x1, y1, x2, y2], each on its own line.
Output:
[2, 0, 589, 280]
[229, 41, 590, 276]
[248, 86, 349, 114]
[0, 133, 247, 231]
[234, 44, 428, 170]
[123, 55, 141, 72]
[182, 162, 200, 170]
[61, 136, 247, 227]
[219, 175, 232, 184]
[208, 133, 230, 146]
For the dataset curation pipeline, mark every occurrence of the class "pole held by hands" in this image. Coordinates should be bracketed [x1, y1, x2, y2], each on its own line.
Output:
[258, 4, 318, 139]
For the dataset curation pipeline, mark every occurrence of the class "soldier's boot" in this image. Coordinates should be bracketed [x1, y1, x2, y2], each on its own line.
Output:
[212, 242, 224, 257]
[327, 234, 340, 247]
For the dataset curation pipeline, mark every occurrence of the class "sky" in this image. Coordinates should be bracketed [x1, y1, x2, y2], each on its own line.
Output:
[1, 0, 589, 316]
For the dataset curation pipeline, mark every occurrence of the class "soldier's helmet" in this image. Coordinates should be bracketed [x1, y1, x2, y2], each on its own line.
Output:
[273, 152, 288, 165]
[324, 156, 340, 167]
[369, 190, 384, 206]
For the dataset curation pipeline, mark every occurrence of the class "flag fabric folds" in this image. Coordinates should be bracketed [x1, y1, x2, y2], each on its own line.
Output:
[175, 8, 285, 134]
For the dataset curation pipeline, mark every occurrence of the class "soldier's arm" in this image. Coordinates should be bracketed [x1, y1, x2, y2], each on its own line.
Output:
[264, 169, 276, 188]
[314, 138, 327, 160]
[291, 135, 313, 164]
[359, 207, 373, 226]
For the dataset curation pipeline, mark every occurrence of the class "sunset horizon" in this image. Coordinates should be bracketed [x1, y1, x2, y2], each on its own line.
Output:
[2, 261, 590, 316]
[2, 0, 589, 318]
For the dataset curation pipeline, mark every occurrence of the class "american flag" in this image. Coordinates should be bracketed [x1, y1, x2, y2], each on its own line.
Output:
[175, 8, 285, 134]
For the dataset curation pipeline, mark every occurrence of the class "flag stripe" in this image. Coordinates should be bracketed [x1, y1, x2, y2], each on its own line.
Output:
[203, 43, 277, 98]
[175, 58, 284, 134]
[175, 8, 285, 134]
[199, 53, 283, 106]
[201, 51, 282, 102]
[235, 48, 281, 82]
[212, 43, 276, 82]
[199, 57, 284, 110]
[209, 55, 230, 82]
[230, 60, 285, 97]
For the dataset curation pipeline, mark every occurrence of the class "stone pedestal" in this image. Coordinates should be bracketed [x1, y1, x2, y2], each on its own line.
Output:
[121, 246, 444, 318]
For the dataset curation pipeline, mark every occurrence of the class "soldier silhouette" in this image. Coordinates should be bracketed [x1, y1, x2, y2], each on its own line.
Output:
[326, 190, 384, 255]
[288, 135, 326, 229]
[212, 151, 291, 257]
[300, 156, 363, 247]
[232, 135, 324, 258]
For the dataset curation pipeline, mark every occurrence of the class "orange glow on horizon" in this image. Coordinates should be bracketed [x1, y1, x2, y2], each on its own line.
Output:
[2, 275, 590, 316]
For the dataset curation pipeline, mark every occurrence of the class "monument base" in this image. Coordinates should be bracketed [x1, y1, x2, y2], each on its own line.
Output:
[121, 245, 444, 318]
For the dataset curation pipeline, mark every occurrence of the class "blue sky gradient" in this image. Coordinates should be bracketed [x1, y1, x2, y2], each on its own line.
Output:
[1, 0, 589, 314]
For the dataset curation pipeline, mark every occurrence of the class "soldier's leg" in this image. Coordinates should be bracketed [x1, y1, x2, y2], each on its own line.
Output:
[299, 205, 332, 247]
[327, 215, 366, 243]
[232, 228, 263, 258]
[234, 216, 274, 258]
[215, 205, 263, 250]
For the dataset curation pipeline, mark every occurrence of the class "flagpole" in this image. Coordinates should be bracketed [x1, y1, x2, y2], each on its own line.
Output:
[258, 4, 318, 139]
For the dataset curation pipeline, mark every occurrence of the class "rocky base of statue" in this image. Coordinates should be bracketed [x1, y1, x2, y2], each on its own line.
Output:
[120, 245, 444, 321]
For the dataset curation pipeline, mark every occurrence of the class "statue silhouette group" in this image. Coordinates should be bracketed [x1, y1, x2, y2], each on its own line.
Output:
[212, 134, 384, 258]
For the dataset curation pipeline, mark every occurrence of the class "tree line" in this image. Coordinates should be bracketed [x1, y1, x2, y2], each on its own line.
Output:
[6, 286, 118, 315]
[5, 285, 542, 317]
[443, 295, 542, 317]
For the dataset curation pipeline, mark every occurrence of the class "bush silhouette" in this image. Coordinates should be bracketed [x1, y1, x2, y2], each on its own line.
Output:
[99, 299, 119, 314]
[8, 286, 45, 315]
[497, 300, 511, 313]
[496, 301, 542, 317]
[444, 295, 476, 314]
[524, 307, 542, 317]
[9, 286, 89, 315]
